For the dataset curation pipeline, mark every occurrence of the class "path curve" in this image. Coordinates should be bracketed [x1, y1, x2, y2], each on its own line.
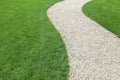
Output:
[47, 0, 120, 80]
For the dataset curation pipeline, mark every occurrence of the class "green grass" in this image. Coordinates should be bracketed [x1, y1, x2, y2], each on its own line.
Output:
[0, 0, 69, 80]
[83, 0, 120, 37]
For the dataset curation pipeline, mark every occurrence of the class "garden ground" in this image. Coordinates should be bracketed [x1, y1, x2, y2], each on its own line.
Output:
[48, 0, 120, 79]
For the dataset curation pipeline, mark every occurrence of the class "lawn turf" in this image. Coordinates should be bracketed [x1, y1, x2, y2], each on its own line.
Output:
[0, 0, 69, 80]
[82, 0, 120, 37]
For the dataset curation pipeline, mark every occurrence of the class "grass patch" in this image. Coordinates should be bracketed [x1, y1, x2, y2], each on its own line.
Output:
[0, 0, 69, 80]
[82, 0, 120, 37]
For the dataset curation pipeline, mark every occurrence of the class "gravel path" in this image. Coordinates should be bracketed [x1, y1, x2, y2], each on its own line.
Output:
[47, 0, 120, 80]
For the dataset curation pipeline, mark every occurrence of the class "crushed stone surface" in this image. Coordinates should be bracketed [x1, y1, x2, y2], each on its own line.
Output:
[47, 0, 120, 80]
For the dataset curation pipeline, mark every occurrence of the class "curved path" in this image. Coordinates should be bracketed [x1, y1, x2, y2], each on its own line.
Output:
[47, 0, 120, 80]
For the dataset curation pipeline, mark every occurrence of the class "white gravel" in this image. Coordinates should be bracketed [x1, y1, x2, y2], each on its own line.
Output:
[47, 0, 120, 80]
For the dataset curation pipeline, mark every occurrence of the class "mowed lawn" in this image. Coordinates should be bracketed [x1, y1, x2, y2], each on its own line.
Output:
[0, 0, 69, 80]
[83, 0, 120, 37]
